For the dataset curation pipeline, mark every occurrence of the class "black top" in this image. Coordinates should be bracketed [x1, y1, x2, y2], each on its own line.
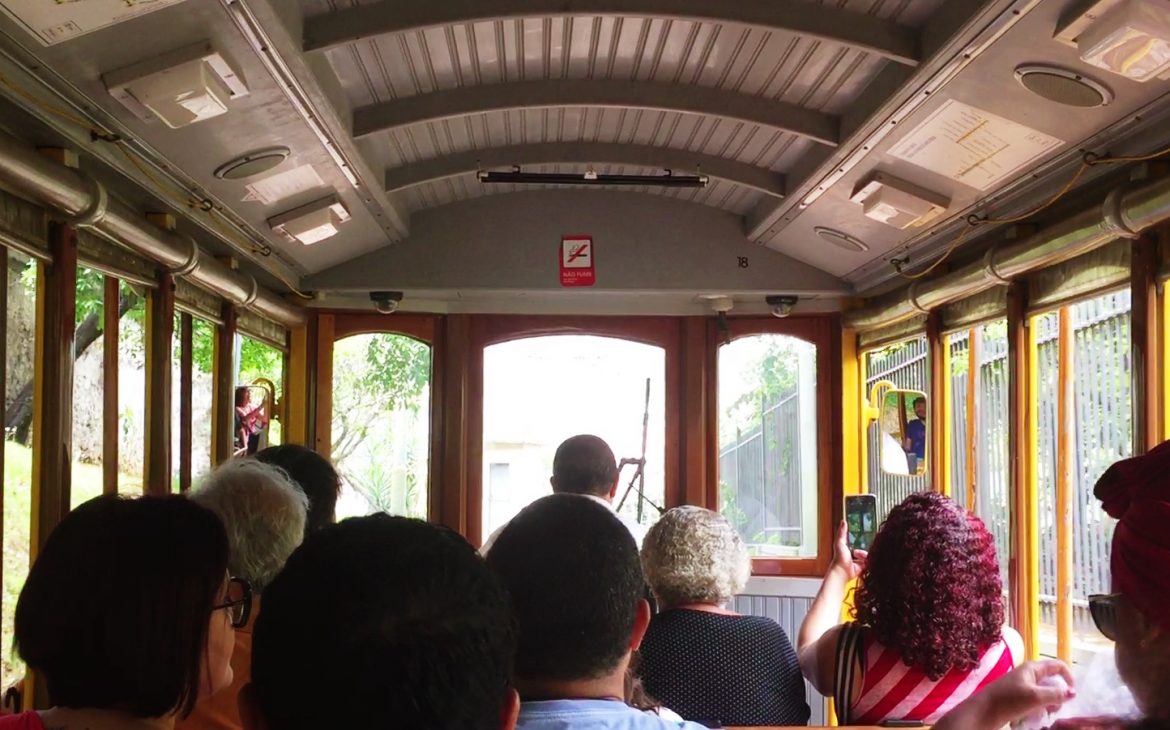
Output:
[638, 609, 811, 727]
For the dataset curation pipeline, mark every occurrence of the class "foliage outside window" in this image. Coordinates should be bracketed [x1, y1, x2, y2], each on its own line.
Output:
[332, 333, 430, 519]
[3, 252, 36, 691]
[718, 334, 818, 558]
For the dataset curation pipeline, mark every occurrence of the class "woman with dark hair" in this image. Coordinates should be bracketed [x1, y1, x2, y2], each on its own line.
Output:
[799, 491, 1021, 725]
[0, 494, 247, 730]
[934, 441, 1170, 730]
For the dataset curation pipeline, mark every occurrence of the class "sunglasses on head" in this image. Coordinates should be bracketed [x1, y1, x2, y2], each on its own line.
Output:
[1088, 593, 1120, 641]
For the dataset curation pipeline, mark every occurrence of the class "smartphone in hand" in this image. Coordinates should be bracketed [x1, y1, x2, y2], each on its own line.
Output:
[845, 494, 878, 552]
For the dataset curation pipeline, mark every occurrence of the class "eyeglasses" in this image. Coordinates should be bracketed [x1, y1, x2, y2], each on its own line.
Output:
[1088, 593, 1120, 641]
[212, 577, 253, 629]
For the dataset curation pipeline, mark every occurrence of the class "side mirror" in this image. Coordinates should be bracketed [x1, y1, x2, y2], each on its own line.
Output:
[876, 388, 928, 476]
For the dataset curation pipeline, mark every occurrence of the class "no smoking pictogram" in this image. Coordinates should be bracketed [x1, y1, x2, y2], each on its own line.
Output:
[560, 235, 595, 287]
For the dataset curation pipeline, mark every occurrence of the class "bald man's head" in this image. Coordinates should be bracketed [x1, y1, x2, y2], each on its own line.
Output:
[550, 435, 619, 499]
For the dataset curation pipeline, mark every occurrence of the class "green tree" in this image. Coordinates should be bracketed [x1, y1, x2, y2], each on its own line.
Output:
[5, 267, 142, 444]
[331, 334, 430, 463]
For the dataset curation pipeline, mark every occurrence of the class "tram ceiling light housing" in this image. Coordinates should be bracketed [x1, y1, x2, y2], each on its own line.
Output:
[475, 170, 708, 188]
[268, 194, 350, 245]
[104, 42, 249, 129]
[766, 295, 799, 318]
[370, 291, 403, 314]
[1059, 0, 1170, 82]
[850, 173, 950, 229]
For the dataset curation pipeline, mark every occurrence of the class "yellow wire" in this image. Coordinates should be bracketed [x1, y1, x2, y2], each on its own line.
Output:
[895, 224, 971, 280]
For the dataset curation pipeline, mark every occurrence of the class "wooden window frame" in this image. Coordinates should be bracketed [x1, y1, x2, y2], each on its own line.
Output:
[711, 315, 839, 577]
[465, 315, 683, 549]
[313, 312, 441, 519]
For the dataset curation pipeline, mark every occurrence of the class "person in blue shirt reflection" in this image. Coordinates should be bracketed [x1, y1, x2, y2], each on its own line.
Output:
[903, 397, 927, 467]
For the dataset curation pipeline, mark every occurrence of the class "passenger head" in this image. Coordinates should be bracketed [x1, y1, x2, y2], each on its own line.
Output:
[913, 396, 926, 419]
[254, 444, 341, 535]
[243, 514, 518, 730]
[641, 506, 750, 609]
[853, 491, 1003, 681]
[1092, 441, 1170, 717]
[189, 459, 308, 594]
[550, 434, 619, 499]
[485, 494, 648, 687]
[14, 494, 233, 718]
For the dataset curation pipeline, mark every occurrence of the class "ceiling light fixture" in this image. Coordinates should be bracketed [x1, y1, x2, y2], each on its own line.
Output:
[850, 173, 950, 229]
[476, 170, 708, 188]
[268, 194, 350, 245]
[1076, 0, 1170, 82]
[104, 43, 249, 129]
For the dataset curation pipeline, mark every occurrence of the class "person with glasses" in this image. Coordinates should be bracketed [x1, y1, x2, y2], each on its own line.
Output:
[934, 441, 1170, 730]
[0, 494, 243, 730]
[177, 459, 307, 730]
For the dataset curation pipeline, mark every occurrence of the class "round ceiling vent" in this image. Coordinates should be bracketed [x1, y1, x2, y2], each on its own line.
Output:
[1014, 65, 1113, 108]
[815, 227, 869, 252]
[213, 147, 291, 180]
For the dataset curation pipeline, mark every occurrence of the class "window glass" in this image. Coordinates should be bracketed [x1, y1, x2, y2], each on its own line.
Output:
[191, 319, 214, 480]
[331, 333, 430, 519]
[718, 334, 818, 557]
[3, 251, 35, 691]
[481, 336, 665, 539]
[946, 322, 1011, 589]
[1034, 289, 1130, 663]
[71, 267, 105, 508]
[237, 336, 284, 453]
[117, 282, 147, 495]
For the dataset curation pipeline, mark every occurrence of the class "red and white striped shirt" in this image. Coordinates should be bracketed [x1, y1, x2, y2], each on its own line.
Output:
[848, 626, 1024, 725]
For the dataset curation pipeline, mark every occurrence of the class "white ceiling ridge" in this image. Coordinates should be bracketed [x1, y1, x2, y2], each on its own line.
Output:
[353, 79, 840, 147]
[301, 0, 921, 66]
[384, 142, 786, 198]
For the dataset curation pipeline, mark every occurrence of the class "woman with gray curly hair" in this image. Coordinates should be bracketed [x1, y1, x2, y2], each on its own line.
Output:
[175, 458, 308, 730]
[637, 506, 809, 727]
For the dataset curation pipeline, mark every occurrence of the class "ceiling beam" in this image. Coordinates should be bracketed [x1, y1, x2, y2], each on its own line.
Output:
[302, 0, 920, 66]
[384, 142, 785, 198]
[355, 80, 839, 147]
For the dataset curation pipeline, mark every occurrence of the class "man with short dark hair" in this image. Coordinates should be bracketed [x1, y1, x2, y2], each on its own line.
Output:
[255, 444, 341, 537]
[904, 397, 927, 465]
[481, 434, 647, 553]
[486, 495, 706, 730]
[239, 515, 519, 730]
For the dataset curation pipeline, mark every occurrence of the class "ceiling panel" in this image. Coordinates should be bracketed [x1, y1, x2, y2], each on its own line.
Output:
[759, 0, 1170, 280]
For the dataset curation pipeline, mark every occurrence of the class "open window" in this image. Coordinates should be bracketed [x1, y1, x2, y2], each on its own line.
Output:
[481, 334, 666, 540]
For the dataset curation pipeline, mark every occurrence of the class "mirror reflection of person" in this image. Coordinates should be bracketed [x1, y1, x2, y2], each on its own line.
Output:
[234, 388, 268, 456]
[903, 397, 927, 465]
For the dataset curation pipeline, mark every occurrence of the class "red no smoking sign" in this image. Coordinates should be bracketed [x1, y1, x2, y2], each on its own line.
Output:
[560, 235, 595, 287]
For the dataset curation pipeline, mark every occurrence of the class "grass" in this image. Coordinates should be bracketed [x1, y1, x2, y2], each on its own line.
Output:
[2, 441, 140, 689]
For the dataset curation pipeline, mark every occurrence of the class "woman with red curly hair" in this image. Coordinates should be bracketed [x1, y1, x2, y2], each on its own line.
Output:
[798, 491, 1023, 725]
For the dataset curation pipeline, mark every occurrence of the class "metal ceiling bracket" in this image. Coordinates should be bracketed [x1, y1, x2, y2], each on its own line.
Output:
[169, 235, 202, 277]
[1102, 185, 1140, 239]
[67, 173, 109, 229]
[982, 248, 1012, 285]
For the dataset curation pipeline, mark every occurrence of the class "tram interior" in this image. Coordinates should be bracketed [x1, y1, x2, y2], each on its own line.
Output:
[0, 0, 1169, 726]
